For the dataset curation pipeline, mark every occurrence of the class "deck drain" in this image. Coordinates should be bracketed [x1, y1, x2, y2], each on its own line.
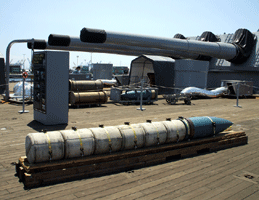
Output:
[244, 174, 254, 179]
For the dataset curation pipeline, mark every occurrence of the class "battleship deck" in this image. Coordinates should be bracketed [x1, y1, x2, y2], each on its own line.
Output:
[0, 94, 259, 199]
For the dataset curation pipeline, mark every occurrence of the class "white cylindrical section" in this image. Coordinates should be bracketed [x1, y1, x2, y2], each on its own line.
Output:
[24, 119, 192, 163]
[162, 120, 186, 143]
[60, 129, 95, 159]
[117, 124, 145, 150]
[90, 126, 122, 154]
[25, 131, 64, 164]
[140, 122, 167, 147]
[105, 31, 237, 60]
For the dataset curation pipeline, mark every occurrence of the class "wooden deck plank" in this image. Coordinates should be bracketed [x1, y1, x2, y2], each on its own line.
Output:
[129, 153, 259, 200]
[188, 176, 238, 200]
[244, 190, 259, 200]
[91, 151, 259, 199]
[226, 184, 259, 200]
[209, 181, 254, 200]
[92, 171, 188, 200]
[2, 145, 256, 200]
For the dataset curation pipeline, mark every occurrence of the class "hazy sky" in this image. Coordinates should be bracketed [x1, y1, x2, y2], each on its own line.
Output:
[1, 0, 259, 69]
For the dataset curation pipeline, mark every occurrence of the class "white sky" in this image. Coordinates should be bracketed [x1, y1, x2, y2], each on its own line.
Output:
[1, 0, 259, 69]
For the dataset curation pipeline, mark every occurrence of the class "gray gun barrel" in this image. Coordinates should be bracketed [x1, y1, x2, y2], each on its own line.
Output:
[47, 34, 199, 59]
[28, 39, 152, 57]
[80, 28, 256, 64]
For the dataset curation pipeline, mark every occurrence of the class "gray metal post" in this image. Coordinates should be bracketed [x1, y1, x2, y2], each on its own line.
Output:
[30, 40, 34, 101]
[5, 39, 34, 101]
[18, 76, 29, 113]
[137, 79, 146, 111]
[234, 82, 242, 108]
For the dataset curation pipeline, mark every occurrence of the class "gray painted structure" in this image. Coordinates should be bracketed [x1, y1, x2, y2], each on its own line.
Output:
[34, 51, 69, 125]
[92, 63, 113, 80]
[128, 31, 259, 94]
[203, 31, 259, 93]
[129, 55, 209, 94]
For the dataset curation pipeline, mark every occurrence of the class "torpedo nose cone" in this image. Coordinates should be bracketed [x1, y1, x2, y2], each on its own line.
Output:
[187, 116, 233, 139]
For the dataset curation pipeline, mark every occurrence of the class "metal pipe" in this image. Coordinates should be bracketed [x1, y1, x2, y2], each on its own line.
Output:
[80, 28, 238, 61]
[47, 35, 199, 59]
[234, 82, 242, 108]
[5, 39, 34, 101]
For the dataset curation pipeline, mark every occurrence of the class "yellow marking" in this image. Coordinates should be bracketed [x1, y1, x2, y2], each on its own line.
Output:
[75, 131, 83, 148]
[45, 133, 52, 158]
[103, 128, 112, 147]
[207, 116, 216, 134]
[224, 126, 232, 131]
[207, 116, 213, 123]
[129, 125, 138, 143]
[152, 123, 160, 143]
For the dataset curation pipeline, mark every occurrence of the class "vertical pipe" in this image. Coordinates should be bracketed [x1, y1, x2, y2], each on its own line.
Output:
[22, 77, 25, 111]
[30, 40, 34, 101]
[234, 82, 242, 108]
[137, 79, 145, 111]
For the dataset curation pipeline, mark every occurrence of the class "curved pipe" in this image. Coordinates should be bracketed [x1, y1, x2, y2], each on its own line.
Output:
[5, 39, 35, 101]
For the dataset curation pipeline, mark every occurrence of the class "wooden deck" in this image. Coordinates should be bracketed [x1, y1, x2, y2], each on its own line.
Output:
[0, 96, 259, 199]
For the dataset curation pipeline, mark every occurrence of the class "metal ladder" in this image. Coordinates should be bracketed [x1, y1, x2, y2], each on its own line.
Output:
[217, 33, 234, 66]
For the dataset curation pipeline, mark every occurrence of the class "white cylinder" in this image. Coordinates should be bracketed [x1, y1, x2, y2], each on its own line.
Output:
[162, 120, 186, 143]
[60, 129, 95, 159]
[117, 124, 145, 150]
[140, 122, 167, 147]
[25, 131, 64, 164]
[90, 126, 122, 154]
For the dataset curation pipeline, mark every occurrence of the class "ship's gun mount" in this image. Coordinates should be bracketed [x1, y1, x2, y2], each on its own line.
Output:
[80, 28, 256, 64]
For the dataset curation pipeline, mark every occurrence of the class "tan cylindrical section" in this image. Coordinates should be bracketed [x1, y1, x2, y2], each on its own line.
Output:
[25, 131, 64, 164]
[117, 124, 145, 150]
[69, 91, 108, 105]
[151, 90, 157, 99]
[140, 122, 167, 147]
[90, 126, 122, 154]
[69, 80, 104, 92]
[162, 120, 186, 143]
[60, 129, 95, 159]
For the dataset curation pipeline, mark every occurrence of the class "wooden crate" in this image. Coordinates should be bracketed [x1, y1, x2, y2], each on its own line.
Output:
[16, 131, 247, 188]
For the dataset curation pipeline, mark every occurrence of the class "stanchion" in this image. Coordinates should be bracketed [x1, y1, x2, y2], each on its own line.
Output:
[234, 82, 242, 108]
[137, 79, 146, 111]
[19, 73, 29, 113]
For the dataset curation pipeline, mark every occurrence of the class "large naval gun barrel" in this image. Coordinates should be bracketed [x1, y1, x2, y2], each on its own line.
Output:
[45, 34, 198, 59]
[25, 116, 232, 163]
[80, 28, 256, 64]
[27, 39, 146, 56]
